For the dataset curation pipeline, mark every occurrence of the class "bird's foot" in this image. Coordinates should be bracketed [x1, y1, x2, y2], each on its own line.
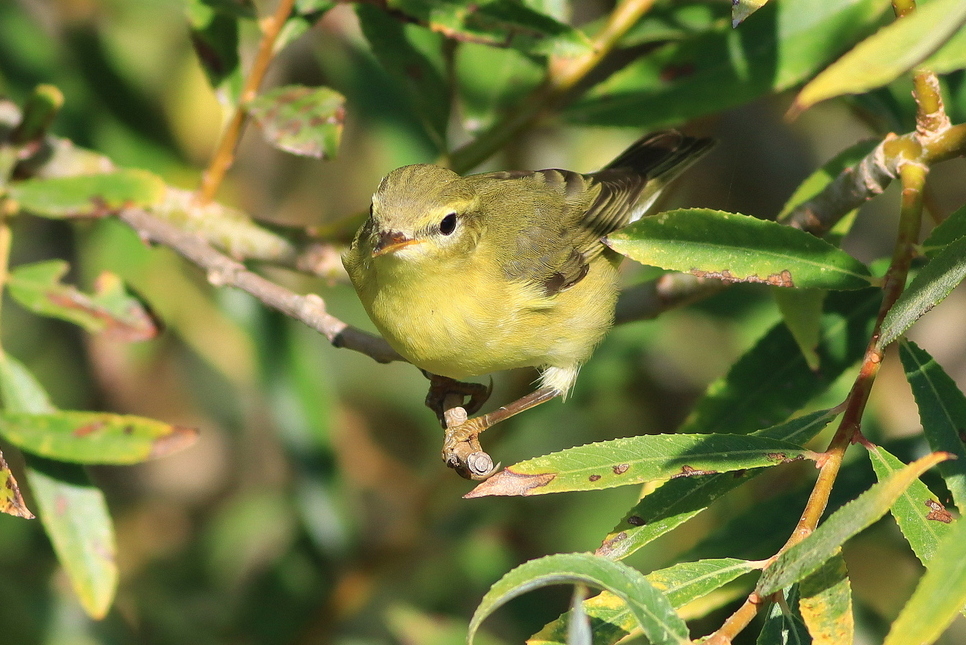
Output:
[423, 373, 492, 427]
[441, 415, 498, 480]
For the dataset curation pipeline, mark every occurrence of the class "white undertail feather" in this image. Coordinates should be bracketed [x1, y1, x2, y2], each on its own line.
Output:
[539, 364, 582, 400]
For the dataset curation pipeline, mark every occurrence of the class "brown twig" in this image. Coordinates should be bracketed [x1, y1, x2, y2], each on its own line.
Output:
[197, 0, 297, 204]
[119, 207, 401, 364]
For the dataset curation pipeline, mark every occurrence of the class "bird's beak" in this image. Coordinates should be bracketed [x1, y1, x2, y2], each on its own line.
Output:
[372, 230, 421, 257]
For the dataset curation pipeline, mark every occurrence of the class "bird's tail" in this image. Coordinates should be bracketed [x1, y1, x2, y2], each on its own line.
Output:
[602, 130, 715, 179]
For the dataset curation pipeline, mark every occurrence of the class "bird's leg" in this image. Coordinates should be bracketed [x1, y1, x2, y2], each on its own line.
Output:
[422, 371, 492, 427]
[443, 386, 560, 480]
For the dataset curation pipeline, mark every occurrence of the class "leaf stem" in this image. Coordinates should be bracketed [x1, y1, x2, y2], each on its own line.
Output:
[197, 0, 296, 204]
[446, 0, 656, 174]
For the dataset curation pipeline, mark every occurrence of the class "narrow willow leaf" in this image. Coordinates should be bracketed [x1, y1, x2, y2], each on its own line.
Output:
[883, 517, 966, 645]
[8, 261, 158, 341]
[878, 236, 966, 349]
[923, 21, 966, 75]
[389, 0, 592, 57]
[596, 408, 838, 560]
[681, 289, 879, 436]
[0, 411, 198, 465]
[356, 5, 449, 150]
[898, 341, 966, 509]
[467, 434, 812, 498]
[186, 0, 240, 89]
[246, 85, 345, 159]
[798, 554, 853, 645]
[8, 169, 166, 218]
[757, 452, 949, 595]
[732, 0, 769, 27]
[0, 353, 117, 619]
[606, 209, 872, 290]
[469, 554, 688, 645]
[758, 586, 810, 645]
[531, 559, 758, 645]
[774, 289, 826, 371]
[566, 0, 891, 127]
[792, 0, 966, 114]
[922, 203, 966, 259]
[0, 449, 33, 518]
[868, 446, 953, 564]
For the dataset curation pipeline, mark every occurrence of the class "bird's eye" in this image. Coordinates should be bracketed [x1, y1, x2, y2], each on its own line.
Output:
[439, 212, 458, 235]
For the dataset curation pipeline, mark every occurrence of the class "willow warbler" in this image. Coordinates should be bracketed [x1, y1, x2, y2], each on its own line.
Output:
[344, 131, 713, 478]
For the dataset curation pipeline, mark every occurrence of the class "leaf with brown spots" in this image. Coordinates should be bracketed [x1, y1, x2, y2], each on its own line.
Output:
[0, 411, 198, 465]
[0, 449, 34, 519]
[467, 433, 812, 497]
[247, 85, 346, 159]
[8, 169, 165, 218]
[798, 554, 854, 645]
[7, 261, 159, 341]
[606, 209, 873, 291]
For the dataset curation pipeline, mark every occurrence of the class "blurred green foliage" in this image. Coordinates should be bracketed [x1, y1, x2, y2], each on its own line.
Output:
[0, 0, 965, 644]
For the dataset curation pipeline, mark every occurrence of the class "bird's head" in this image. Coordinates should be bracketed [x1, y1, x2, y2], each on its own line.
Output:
[364, 164, 482, 262]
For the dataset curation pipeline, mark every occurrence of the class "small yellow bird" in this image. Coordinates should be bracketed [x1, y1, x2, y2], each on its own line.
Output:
[344, 131, 713, 478]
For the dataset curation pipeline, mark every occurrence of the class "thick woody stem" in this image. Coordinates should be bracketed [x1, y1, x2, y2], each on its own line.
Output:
[197, 0, 296, 203]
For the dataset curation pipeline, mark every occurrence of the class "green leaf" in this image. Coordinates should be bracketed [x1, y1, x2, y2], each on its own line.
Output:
[792, 0, 966, 114]
[923, 20, 966, 75]
[680, 289, 879, 436]
[187, 5, 240, 89]
[7, 260, 158, 341]
[798, 554, 854, 645]
[868, 445, 953, 565]
[898, 341, 966, 510]
[922, 203, 966, 259]
[389, 0, 592, 57]
[878, 235, 966, 349]
[467, 433, 813, 498]
[757, 452, 949, 596]
[0, 353, 117, 619]
[732, 0, 770, 27]
[883, 516, 966, 645]
[8, 169, 166, 218]
[26, 458, 118, 619]
[0, 411, 198, 465]
[0, 449, 33, 519]
[456, 42, 543, 135]
[246, 85, 345, 159]
[566, 0, 891, 127]
[757, 586, 810, 645]
[774, 289, 826, 371]
[469, 554, 689, 645]
[356, 5, 449, 151]
[606, 209, 873, 290]
[596, 408, 838, 560]
[532, 559, 758, 645]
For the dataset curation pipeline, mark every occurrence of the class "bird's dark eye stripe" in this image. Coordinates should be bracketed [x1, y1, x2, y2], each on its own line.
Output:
[440, 212, 457, 235]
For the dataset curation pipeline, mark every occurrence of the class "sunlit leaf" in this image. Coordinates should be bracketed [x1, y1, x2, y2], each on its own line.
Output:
[8, 169, 166, 218]
[798, 554, 853, 645]
[532, 559, 758, 645]
[596, 409, 838, 560]
[389, 0, 592, 57]
[791, 0, 966, 115]
[606, 209, 873, 290]
[923, 21, 966, 75]
[246, 85, 345, 159]
[732, 0, 769, 27]
[757, 586, 810, 645]
[0, 411, 198, 465]
[467, 433, 813, 498]
[774, 289, 825, 371]
[8, 260, 158, 341]
[921, 203, 966, 259]
[757, 452, 949, 595]
[898, 341, 966, 509]
[681, 289, 878, 436]
[566, 0, 891, 127]
[883, 516, 966, 645]
[868, 445, 953, 565]
[470, 554, 688, 645]
[0, 449, 33, 519]
[878, 235, 966, 349]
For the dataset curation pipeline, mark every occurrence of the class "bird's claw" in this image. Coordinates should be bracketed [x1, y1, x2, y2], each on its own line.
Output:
[424, 374, 493, 427]
[442, 416, 498, 480]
